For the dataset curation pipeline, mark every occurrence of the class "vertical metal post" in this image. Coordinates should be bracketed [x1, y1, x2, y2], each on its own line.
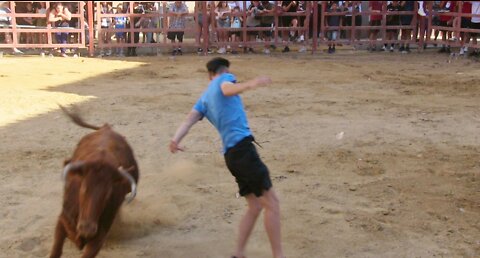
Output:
[274, 1, 279, 48]
[381, 1, 387, 46]
[10, 1, 17, 47]
[242, 1, 247, 49]
[412, 0, 418, 48]
[312, 2, 318, 54]
[351, 1, 357, 46]
[162, 1, 167, 45]
[88, 1, 95, 56]
[320, 2, 325, 46]
[46, 1, 52, 46]
[202, 2, 209, 55]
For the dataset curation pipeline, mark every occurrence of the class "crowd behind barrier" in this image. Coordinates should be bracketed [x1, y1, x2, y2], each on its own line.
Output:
[0, 1, 479, 57]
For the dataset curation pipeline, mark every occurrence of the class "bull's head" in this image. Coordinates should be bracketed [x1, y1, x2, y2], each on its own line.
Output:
[62, 161, 137, 238]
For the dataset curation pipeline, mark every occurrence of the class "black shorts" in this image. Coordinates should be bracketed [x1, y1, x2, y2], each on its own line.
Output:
[167, 31, 184, 42]
[230, 31, 241, 37]
[224, 136, 272, 197]
[370, 20, 381, 32]
[260, 23, 272, 37]
[471, 22, 480, 36]
[247, 26, 259, 36]
[461, 18, 471, 29]
[438, 20, 450, 28]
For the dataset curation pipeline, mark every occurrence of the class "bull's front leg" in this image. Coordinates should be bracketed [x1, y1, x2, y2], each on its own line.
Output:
[50, 219, 67, 258]
[81, 233, 106, 258]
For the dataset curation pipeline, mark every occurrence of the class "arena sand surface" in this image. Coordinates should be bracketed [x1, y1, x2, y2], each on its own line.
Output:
[0, 53, 479, 258]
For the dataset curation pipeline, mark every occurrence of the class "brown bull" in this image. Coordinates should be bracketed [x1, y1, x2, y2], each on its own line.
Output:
[50, 106, 139, 258]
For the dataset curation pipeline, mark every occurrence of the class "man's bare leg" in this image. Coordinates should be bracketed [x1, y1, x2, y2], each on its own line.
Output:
[259, 188, 284, 258]
[234, 194, 263, 258]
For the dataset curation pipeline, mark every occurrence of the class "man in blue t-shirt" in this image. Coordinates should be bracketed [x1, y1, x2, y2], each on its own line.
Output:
[169, 57, 285, 258]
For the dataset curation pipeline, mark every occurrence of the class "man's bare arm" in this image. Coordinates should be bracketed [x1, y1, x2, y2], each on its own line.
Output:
[221, 76, 272, 97]
[169, 109, 203, 153]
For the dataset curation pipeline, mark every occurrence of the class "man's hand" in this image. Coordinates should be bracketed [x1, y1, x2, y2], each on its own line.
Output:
[169, 139, 184, 153]
[252, 76, 272, 89]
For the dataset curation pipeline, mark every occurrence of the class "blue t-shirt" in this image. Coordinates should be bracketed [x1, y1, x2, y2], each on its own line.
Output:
[193, 73, 252, 153]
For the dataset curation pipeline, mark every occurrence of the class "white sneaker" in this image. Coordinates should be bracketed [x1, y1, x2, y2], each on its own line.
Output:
[382, 45, 387, 51]
[13, 48, 24, 54]
[263, 48, 270, 54]
[298, 46, 307, 53]
[297, 35, 305, 42]
[217, 47, 226, 54]
[389, 46, 394, 52]
[418, 8, 426, 17]
[459, 48, 465, 55]
[106, 50, 112, 56]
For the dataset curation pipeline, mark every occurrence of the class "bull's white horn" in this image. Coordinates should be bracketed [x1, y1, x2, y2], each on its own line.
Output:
[62, 161, 84, 181]
[118, 166, 137, 204]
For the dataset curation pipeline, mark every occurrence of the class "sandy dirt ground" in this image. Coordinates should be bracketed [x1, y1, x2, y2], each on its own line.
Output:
[0, 53, 479, 258]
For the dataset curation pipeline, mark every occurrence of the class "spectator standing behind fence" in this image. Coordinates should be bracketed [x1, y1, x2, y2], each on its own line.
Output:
[470, 1, 480, 57]
[0, 1, 23, 54]
[368, 1, 382, 51]
[399, 1, 414, 53]
[343, 1, 362, 42]
[260, 1, 275, 54]
[245, 1, 262, 53]
[99, 2, 112, 57]
[18, 2, 34, 45]
[33, 2, 47, 47]
[126, 3, 144, 57]
[47, 2, 71, 57]
[216, 1, 231, 54]
[113, 4, 126, 57]
[384, 1, 400, 52]
[327, 1, 340, 54]
[437, 1, 455, 54]
[195, 1, 211, 54]
[230, 6, 242, 54]
[167, 1, 188, 56]
[459, 1, 471, 56]
[280, 1, 298, 53]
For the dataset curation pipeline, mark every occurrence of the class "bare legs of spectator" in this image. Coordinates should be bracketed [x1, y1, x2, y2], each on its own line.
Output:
[231, 33, 239, 54]
[217, 28, 228, 54]
[99, 30, 112, 57]
[384, 30, 397, 52]
[3, 32, 23, 54]
[459, 30, 470, 55]
[438, 29, 451, 53]
[116, 35, 125, 57]
[368, 29, 379, 51]
[400, 29, 412, 53]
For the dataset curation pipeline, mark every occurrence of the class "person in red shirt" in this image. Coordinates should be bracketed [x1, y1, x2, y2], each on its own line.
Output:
[438, 1, 456, 53]
[368, 1, 383, 51]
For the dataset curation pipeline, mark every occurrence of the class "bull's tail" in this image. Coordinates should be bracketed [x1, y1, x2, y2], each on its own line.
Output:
[59, 104, 101, 130]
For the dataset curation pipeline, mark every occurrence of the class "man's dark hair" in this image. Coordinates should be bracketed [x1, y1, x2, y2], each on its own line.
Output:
[206, 57, 230, 74]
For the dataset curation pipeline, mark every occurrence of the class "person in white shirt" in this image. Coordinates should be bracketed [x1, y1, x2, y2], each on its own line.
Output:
[470, 1, 480, 56]
[0, 1, 23, 54]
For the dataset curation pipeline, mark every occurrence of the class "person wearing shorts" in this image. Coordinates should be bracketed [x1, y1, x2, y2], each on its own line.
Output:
[368, 1, 383, 51]
[281, 1, 298, 52]
[167, 1, 188, 55]
[169, 57, 285, 258]
[399, 0, 414, 53]
[437, 1, 456, 53]
[459, 1, 472, 55]
[385, 1, 400, 52]
[470, 1, 480, 56]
